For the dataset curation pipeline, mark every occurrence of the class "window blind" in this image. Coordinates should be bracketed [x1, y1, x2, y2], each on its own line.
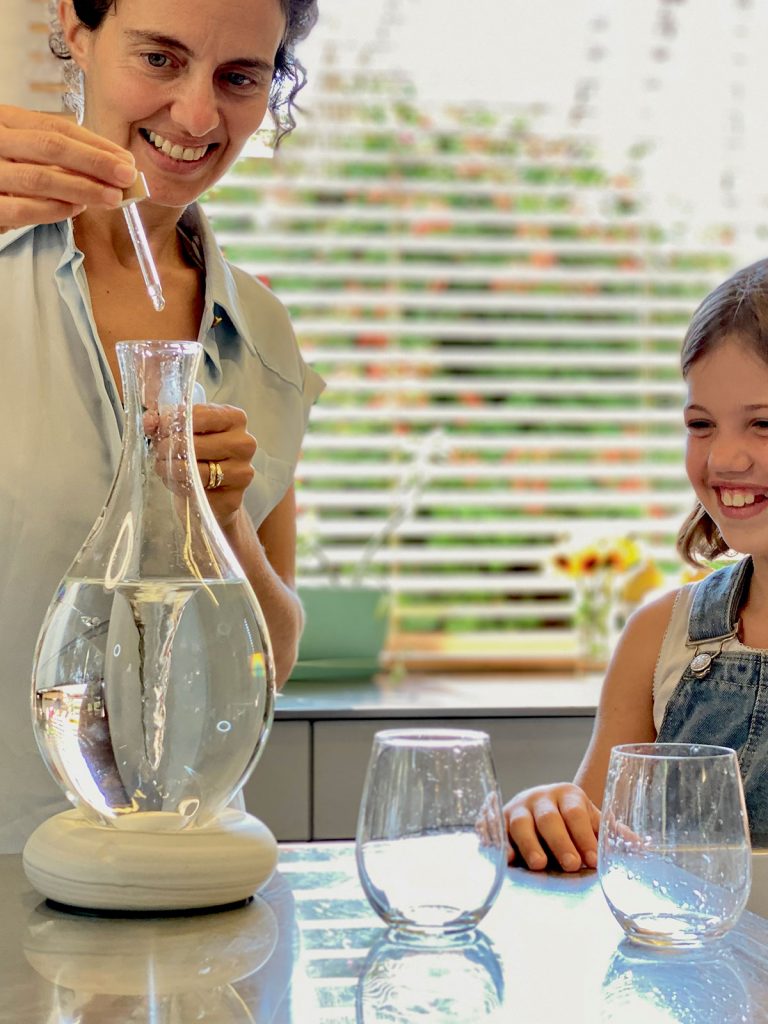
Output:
[26, 0, 62, 111]
[23, 8, 735, 669]
[205, 64, 734, 670]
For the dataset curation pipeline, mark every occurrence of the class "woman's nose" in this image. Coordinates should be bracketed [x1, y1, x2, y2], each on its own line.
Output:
[169, 75, 220, 138]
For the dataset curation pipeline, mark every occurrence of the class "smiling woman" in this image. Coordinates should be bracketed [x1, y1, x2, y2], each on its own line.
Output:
[0, 0, 323, 852]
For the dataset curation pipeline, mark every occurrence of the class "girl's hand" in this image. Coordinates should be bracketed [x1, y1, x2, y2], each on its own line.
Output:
[191, 404, 258, 527]
[504, 783, 601, 872]
[0, 105, 136, 229]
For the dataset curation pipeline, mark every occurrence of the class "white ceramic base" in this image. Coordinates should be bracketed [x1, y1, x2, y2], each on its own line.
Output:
[22, 808, 278, 912]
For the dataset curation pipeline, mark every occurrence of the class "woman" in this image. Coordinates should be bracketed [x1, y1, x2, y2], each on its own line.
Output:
[0, 0, 322, 850]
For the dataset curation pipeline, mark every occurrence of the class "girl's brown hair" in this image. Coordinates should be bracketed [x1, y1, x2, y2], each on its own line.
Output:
[678, 258, 768, 565]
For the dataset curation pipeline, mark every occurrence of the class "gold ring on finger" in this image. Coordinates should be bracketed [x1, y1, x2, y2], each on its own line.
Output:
[205, 461, 224, 490]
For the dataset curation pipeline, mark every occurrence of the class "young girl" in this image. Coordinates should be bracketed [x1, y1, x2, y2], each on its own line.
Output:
[504, 258, 768, 872]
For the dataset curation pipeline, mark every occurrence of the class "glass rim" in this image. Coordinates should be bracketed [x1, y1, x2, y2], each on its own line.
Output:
[115, 339, 201, 353]
[611, 742, 737, 760]
[373, 727, 490, 747]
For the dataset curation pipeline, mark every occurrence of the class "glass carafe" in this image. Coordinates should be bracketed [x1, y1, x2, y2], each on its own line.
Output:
[31, 341, 274, 832]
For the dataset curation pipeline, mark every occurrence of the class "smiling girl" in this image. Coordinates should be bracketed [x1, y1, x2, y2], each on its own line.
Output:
[0, 0, 321, 850]
[505, 259, 768, 871]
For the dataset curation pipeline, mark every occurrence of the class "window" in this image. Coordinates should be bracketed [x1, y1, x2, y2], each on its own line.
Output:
[23, 1, 741, 670]
[205, 61, 730, 670]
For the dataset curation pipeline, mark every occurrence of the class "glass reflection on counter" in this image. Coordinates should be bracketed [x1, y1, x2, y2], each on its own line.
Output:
[356, 930, 503, 1023]
[600, 940, 752, 1024]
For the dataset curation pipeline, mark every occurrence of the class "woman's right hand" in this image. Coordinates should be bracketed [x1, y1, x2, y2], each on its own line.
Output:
[504, 782, 601, 872]
[0, 105, 136, 230]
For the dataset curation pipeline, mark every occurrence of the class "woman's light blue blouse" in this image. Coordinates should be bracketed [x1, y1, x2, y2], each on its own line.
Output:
[0, 206, 324, 851]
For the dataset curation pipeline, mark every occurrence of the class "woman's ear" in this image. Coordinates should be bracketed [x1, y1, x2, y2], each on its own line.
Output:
[57, 0, 91, 71]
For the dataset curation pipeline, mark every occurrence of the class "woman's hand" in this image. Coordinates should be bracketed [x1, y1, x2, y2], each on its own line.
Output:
[0, 105, 136, 230]
[504, 783, 601, 872]
[192, 404, 258, 527]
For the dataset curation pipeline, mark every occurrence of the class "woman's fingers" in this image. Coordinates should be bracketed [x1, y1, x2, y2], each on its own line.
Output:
[0, 128, 135, 189]
[149, 403, 258, 527]
[0, 162, 125, 211]
[0, 195, 85, 230]
[0, 106, 136, 228]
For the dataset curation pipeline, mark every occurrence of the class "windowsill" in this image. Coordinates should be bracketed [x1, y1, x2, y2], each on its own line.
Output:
[276, 672, 603, 720]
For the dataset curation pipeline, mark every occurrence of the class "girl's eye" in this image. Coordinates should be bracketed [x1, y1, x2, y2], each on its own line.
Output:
[686, 420, 712, 432]
[753, 420, 768, 430]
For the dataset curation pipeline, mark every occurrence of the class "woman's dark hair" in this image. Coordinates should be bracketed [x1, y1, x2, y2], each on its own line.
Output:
[50, 0, 318, 142]
[677, 258, 768, 566]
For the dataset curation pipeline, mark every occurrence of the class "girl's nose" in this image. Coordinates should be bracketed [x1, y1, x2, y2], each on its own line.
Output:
[169, 75, 220, 138]
[709, 435, 753, 475]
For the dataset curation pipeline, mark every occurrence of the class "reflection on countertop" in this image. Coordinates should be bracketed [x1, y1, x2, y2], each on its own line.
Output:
[2, 843, 768, 1023]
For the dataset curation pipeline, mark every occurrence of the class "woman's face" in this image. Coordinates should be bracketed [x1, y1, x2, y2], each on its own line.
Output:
[62, 0, 285, 208]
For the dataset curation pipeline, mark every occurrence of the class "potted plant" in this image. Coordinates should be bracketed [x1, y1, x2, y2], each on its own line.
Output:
[292, 431, 448, 681]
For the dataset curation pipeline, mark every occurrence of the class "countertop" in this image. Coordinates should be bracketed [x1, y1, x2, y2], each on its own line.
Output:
[275, 673, 603, 720]
[5, 842, 768, 1023]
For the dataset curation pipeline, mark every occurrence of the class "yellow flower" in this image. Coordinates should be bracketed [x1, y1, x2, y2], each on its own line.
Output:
[605, 537, 642, 573]
[619, 560, 664, 604]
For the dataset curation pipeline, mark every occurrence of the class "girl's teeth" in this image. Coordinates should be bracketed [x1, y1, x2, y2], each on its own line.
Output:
[721, 489, 756, 507]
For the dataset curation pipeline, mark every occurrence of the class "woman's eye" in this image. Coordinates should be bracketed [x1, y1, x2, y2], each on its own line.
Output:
[753, 420, 768, 430]
[145, 53, 170, 69]
[222, 71, 263, 92]
[686, 420, 711, 432]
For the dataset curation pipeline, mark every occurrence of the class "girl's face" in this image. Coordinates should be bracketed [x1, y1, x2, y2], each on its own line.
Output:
[685, 334, 768, 558]
[61, 0, 285, 209]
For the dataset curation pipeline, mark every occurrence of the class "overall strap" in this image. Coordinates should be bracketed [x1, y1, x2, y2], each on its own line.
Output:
[687, 558, 752, 644]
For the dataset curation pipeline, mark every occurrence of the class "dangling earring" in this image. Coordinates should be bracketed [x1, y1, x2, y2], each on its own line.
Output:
[63, 64, 85, 125]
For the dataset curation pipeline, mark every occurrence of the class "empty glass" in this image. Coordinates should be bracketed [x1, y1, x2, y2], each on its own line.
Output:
[598, 743, 751, 948]
[355, 728, 506, 940]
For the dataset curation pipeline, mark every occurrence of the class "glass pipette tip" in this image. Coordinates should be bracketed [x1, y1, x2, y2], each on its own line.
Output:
[120, 172, 165, 313]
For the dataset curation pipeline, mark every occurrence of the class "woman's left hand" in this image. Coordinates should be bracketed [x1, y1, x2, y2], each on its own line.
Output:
[192, 403, 257, 527]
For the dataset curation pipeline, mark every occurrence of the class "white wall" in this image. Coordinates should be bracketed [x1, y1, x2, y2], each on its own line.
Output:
[0, 1, 33, 107]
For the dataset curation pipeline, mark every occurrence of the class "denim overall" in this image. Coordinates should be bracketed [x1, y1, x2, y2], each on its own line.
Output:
[657, 557, 768, 841]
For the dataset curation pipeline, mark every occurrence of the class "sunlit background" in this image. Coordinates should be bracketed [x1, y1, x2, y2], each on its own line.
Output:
[11, 0, 767, 673]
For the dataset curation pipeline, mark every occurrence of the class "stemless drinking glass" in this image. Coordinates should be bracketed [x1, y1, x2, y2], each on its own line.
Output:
[598, 743, 751, 948]
[355, 729, 507, 940]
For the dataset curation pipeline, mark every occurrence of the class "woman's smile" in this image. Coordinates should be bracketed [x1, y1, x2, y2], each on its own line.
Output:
[138, 127, 218, 176]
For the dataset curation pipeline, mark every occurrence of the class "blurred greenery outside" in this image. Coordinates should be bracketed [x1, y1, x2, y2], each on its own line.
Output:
[202, 77, 734, 669]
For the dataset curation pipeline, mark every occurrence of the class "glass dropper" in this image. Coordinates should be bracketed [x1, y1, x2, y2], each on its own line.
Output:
[119, 172, 165, 313]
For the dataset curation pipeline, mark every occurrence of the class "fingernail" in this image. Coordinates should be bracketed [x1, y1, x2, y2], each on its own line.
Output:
[102, 187, 124, 206]
[529, 851, 547, 869]
[562, 854, 580, 871]
[114, 163, 137, 186]
[585, 850, 598, 868]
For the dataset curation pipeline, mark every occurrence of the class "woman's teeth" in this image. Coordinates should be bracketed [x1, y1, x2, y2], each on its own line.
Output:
[146, 131, 208, 162]
[720, 488, 766, 507]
